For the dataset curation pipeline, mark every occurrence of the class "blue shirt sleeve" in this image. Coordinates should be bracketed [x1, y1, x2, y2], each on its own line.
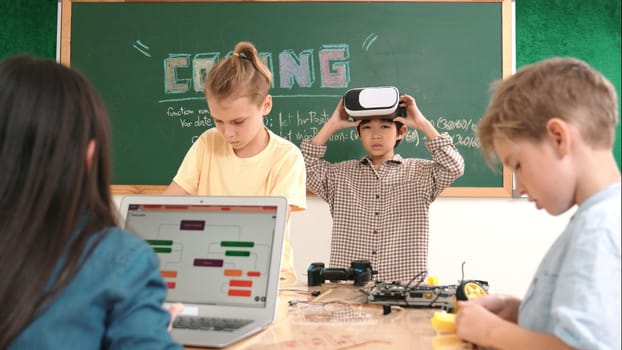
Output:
[8, 227, 183, 350]
[103, 235, 183, 350]
[551, 207, 621, 349]
[519, 184, 621, 350]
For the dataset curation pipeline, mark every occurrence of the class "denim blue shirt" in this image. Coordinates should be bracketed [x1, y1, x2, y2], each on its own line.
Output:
[9, 226, 183, 350]
[519, 183, 621, 349]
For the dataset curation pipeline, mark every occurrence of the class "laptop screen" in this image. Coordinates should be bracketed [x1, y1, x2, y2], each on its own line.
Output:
[124, 202, 278, 308]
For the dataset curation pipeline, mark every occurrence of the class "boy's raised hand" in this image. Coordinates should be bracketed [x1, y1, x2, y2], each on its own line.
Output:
[327, 99, 359, 130]
[394, 93, 440, 139]
[311, 99, 359, 146]
[394, 94, 429, 130]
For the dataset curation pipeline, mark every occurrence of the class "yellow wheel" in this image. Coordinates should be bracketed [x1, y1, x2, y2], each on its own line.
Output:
[462, 282, 487, 299]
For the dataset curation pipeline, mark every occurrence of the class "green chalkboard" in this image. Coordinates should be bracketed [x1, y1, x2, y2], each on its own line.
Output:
[63, 0, 512, 196]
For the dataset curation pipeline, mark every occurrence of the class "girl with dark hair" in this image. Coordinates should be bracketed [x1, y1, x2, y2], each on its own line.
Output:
[0, 55, 182, 349]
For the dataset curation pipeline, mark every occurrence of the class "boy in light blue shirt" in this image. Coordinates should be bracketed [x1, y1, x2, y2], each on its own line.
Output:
[456, 57, 621, 349]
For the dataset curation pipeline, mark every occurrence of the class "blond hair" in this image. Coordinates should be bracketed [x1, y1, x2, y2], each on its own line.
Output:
[478, 57, 618, 168]
[204, 41, 272, 106]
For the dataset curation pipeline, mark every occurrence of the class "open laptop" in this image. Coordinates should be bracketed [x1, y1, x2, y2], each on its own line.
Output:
[118, 195, 288, 348]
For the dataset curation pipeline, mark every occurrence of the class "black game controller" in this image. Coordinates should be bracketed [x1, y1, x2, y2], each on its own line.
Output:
[307, 260, 378, 286]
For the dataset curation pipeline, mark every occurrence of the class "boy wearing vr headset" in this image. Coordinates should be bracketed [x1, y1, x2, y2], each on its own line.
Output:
[301, 90, 464, 283]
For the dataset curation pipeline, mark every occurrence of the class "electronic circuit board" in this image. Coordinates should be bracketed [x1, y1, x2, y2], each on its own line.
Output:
[367, 280, 488, 311]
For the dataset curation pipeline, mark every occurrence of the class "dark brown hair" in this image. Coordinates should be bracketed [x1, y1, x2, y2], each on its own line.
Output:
[0, 55, 116, 347]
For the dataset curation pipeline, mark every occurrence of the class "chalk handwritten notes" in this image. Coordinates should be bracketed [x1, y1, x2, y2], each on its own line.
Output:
[164, 102, 480, 150]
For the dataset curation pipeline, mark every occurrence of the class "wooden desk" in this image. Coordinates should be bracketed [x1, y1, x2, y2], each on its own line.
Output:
[185, 283, 443, 350]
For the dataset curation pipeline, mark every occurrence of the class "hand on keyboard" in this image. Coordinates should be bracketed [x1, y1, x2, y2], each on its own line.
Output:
[166, 302, 185, 331]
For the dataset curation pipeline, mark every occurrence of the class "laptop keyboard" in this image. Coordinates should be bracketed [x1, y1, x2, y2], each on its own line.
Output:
[172, 316, 253, 332]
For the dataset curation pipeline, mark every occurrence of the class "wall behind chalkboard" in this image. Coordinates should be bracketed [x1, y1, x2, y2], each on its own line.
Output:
[0, 0, 56, 60]
[62, 0, 513, 195]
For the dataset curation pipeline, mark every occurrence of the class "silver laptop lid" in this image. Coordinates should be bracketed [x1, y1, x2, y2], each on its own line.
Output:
[118, 195, 287, 319]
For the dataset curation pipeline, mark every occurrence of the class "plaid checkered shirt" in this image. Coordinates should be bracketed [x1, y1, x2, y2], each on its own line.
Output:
[301, 133, 464, 283]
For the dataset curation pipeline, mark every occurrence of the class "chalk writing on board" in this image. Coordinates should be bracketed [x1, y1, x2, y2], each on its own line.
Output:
[132, 40, 152, 58]
[161, 101, 480, 151]
[362, 33, 378, 51]
[161, 44, 350, 100]
[155, 39, 482, 154]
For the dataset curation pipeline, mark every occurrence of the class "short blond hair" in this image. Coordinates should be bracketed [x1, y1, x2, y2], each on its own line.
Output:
[477, 57, 618, 168]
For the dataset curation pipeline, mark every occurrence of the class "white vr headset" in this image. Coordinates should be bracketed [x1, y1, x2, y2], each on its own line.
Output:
[343, 86, 402, 119]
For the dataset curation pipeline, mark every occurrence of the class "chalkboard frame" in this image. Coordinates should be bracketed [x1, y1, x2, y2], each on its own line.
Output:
[59, 0, 513, 197]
